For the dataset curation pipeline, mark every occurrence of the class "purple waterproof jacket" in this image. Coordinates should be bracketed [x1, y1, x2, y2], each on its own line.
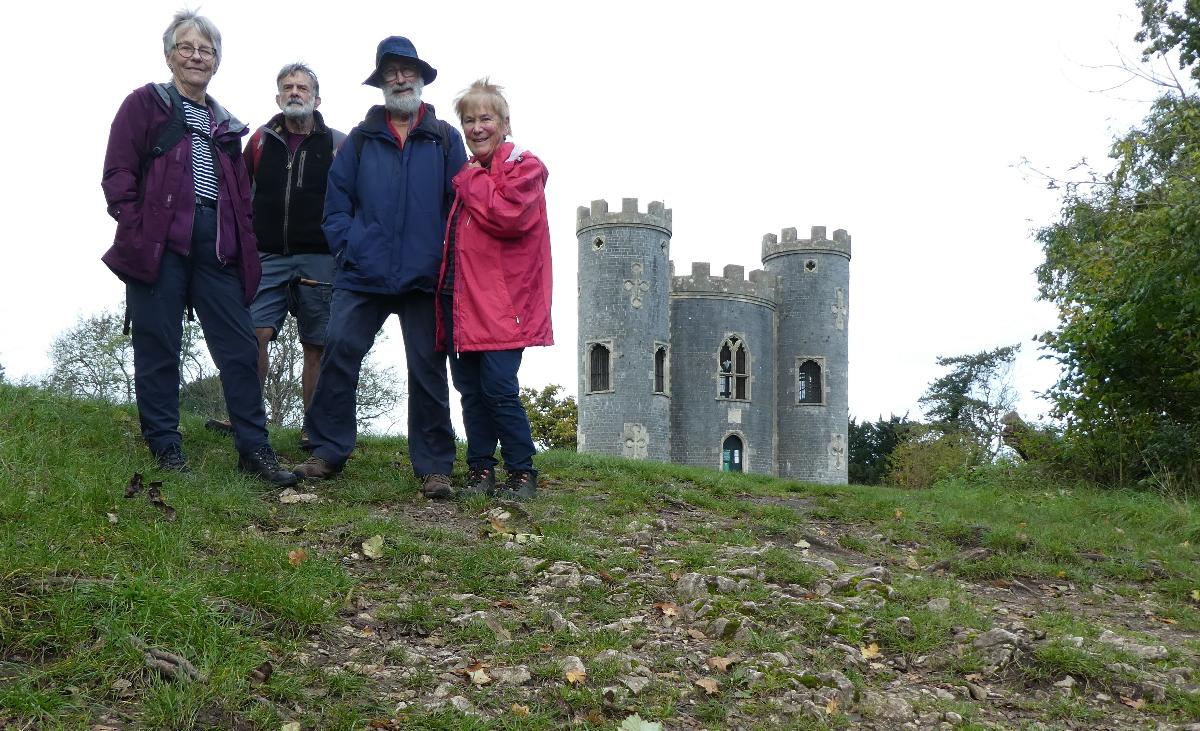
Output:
[101, 83, 261, 303]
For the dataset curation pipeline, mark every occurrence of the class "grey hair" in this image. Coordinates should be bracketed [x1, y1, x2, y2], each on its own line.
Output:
[277, 62, 319, 96]
[454, 78, 511, 135]
[162, 9, 222, 64]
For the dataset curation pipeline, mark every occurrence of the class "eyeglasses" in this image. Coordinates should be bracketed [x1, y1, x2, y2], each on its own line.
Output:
[174, 43, 216, 61]
[381, 66, 419, 82]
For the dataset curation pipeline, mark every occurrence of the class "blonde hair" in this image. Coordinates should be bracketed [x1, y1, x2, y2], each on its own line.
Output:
[454, 78, 511, 135]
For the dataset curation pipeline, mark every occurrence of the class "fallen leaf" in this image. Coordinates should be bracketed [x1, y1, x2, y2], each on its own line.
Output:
[905, 556, 920, 570]
[562, 655, 587, 684]
[511, 704, 530, 717]
[494, 599, 517, 609]
[706, 655, 739, 673]
[599, 570, 616, 584]
[794, 539, 811, 549]
[894, 509, 904, 520]
[146, 481, 177, 521]
[1156, 616, 1178, 625]
[288, 549, 308, 567]
[1120, 695, 1145, 710]
[687, 628, 707, 640]
[1191, 589, 1200, 603]
[653, 602, 679, 617]
[859, 642, 881, 660]
[362, 535, 385, 560]
[249, 660, 273, 686]
[694, 677, 719, 695]
[124, 473, 144, 498]
[619, 714, 663, 731]
[669, 570, 682, 581]
[825, 696, 840, 715]
[467, 667, 492, 685]
[488, 516, 511, 534]
[279, 490, 320, 504]
[1057, 570, 1068, 579]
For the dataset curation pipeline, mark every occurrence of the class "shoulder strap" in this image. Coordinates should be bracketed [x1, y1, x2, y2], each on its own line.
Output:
[330, 128, 347, 157]
[346, 120, 452, 163]
[150, 83, 189, 159]
[248, 127, 266, 176]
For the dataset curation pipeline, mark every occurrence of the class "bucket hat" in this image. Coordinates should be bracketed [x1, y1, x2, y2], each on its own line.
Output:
[363, 35, 437, 87]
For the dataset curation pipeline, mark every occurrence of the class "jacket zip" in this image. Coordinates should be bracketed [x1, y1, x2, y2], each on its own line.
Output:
[282, 148, 295, 255]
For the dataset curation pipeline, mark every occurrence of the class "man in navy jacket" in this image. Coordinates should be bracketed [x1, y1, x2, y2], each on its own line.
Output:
[294, 36, 467, 499]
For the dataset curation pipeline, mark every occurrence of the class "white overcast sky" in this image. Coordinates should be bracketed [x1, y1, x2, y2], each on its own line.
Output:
[0, 1, 1169, 433]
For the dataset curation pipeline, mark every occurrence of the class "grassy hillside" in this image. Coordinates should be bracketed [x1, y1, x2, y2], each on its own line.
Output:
[1, 384, 1199, 730]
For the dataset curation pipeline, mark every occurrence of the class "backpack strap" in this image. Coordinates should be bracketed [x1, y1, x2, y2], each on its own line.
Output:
[247, 127, 266, 177]
[149, 83, 190, 159]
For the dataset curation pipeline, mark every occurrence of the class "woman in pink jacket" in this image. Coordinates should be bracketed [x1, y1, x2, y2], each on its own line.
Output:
[437, 79, 553, 500]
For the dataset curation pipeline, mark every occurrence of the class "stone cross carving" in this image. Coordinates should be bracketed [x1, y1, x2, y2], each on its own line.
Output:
[828, 432, 846, 471]
[830, 288, 847, 330]
[622, 423, 649, 459]
[623, 262, 650, 309]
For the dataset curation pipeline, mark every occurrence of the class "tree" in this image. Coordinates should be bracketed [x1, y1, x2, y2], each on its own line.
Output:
[520, 384, 577, 451]
[260, 317, 404, 429]
[45, 306, 137, 403]
[45, 304, 217, 406]
[917, 345, 1019, 464]
[1035, 94, 1200, 487]
[1136, 0, 1200, 86]
[848, 414, 913, 485]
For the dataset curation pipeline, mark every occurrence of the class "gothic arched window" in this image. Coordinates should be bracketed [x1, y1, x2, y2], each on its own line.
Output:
[718, 336, 750, 400]
[654, 345, 668, 394]
[587, 342, 612, 393]
[798, 358, 823, 404]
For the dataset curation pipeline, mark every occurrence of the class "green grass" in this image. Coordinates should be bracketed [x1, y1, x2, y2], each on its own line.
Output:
[2, 383, 1200, 729]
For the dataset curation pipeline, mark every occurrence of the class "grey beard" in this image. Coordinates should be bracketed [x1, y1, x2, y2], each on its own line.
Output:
[384, 82, 423, 116]
[282, 101, 315, 123]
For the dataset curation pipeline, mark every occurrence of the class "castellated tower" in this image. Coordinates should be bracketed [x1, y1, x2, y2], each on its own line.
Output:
[669, 264, 778, 474]
[576, 199, 672, 461]
[763, 226, 851, 484]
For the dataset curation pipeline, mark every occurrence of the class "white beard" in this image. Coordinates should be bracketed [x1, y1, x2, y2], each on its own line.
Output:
[281, 97, 316, 123]
[383, 79, 424, 116]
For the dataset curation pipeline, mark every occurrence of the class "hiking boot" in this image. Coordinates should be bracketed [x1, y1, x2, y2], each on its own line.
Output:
[292, 455, 342, 481]
[497, 470, 537, 501]
[420, 473, 454, 500]
[205, 418, 235, 436]
[458, 466, 496, 498]
[299, 428, 314, 451]
[238, 445, 299, 487]
[156, 444, 190, 473]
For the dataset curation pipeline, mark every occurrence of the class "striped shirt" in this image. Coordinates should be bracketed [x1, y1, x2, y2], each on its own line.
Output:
[181, 98, 219, 201]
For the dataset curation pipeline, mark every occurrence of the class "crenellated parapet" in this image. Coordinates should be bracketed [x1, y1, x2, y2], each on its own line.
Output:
[670, 261, 778, 309]
[761, 226, 851, 263]
[577, 198, 673, 235]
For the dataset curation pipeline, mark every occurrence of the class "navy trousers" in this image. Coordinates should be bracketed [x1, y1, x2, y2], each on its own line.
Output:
[305, 289, 455, 476]
[126, 205, 270, 457]
[441, 294, 537, 474]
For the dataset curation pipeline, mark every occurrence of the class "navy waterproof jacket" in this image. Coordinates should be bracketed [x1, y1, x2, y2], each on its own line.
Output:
[323, 103, 467, 295]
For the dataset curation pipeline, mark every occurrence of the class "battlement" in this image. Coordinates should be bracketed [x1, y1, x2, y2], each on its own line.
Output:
[577, 198, 673, 234]
[761, 225, 851, 262]
[670, 261, 778, 304]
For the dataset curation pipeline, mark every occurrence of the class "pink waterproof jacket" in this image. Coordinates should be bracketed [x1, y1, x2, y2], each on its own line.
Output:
[437, 141, 553, 352]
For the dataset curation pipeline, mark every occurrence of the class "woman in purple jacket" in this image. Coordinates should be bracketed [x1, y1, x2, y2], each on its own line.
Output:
[101, 10, 296, 486]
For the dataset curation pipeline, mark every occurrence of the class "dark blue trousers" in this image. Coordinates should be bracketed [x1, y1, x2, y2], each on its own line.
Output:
[126, 205, 270, 457]
[441, 294, 536, 474]
[305, 289, 455, 476]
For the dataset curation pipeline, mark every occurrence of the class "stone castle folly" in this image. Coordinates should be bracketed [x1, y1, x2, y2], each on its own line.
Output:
[575, 198, 851, 484]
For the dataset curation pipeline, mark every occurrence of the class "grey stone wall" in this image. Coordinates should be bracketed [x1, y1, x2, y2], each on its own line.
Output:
[669, 262, 777, 474]
[763, 226, 851, 484]
[576, 199, 672, 461]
